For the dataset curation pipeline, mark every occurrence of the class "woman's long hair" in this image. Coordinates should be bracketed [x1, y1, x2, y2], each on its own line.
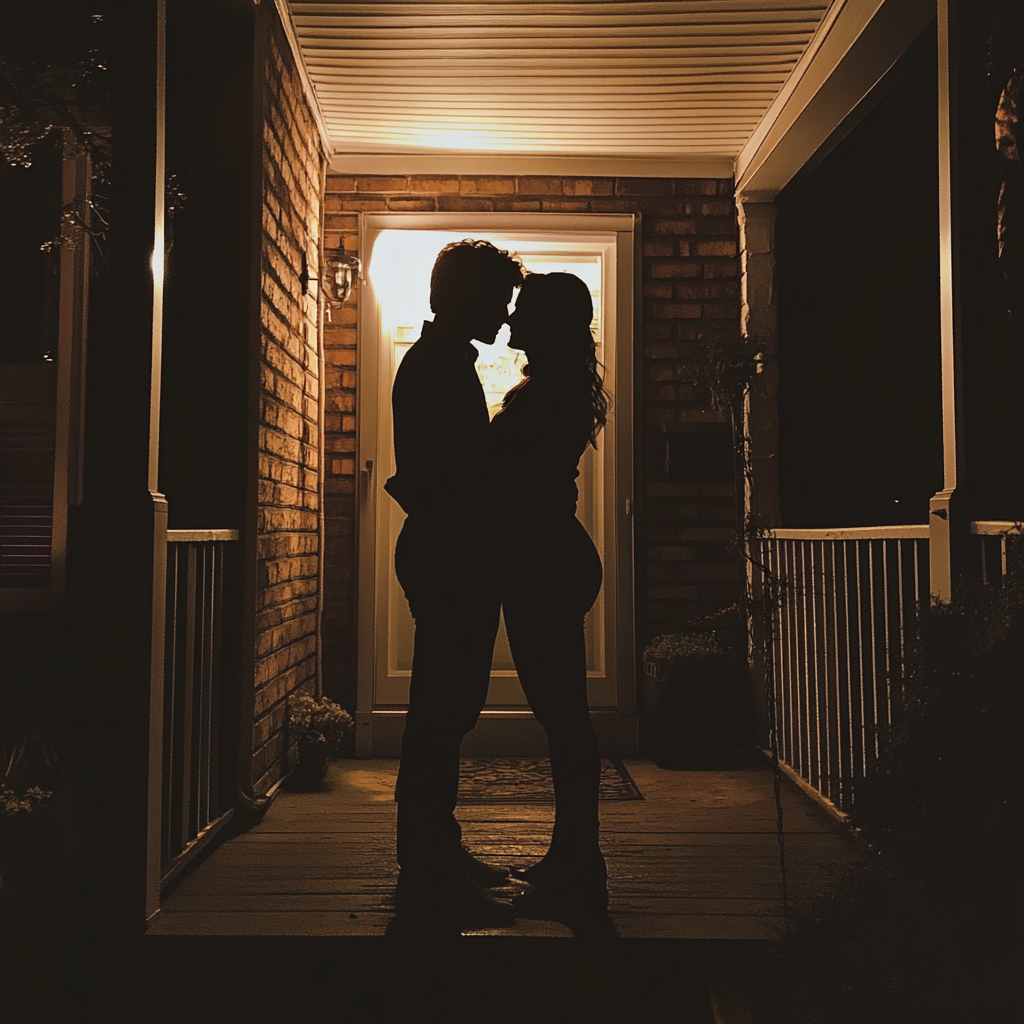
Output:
[505, 272, 609, 447]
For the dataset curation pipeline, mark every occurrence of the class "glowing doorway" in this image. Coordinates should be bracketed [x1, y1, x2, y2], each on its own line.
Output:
[356, 214, 635, 755]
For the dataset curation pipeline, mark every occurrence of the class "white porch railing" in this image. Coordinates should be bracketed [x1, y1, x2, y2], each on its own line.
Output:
[759, 526, 930, 812]
[759, 521, 1020, 812]
[162, 529, 239, 886]
[971, 521, 1023, 585]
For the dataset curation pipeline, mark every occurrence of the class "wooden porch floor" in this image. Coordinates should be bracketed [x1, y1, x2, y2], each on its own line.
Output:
[151, 758, 857, 939]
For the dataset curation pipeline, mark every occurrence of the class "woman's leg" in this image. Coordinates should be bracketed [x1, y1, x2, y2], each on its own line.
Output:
[503, 599, 601, 862]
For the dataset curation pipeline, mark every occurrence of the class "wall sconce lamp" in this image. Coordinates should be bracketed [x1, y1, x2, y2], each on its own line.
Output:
[322, 248, 361, 310]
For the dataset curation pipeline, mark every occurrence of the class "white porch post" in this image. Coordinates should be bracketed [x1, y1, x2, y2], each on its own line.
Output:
[929, 0, 968, 602]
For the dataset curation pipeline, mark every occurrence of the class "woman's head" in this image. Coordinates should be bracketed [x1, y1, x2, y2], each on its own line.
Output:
[507, 272, 594, 363]
[505, 272, 608, 445]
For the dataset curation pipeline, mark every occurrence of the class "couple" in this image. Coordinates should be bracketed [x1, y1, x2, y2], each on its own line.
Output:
[384, 239, 608, 929]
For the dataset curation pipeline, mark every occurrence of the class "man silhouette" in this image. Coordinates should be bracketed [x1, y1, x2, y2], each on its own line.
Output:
[385, 239, 524, 926]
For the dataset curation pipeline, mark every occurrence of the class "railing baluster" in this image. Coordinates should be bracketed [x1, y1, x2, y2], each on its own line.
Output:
[780, 540, 794, 766]
[785, 538, 797, 768]
[161, 530, 239, 885]
[180, 544, 197, 852]
[209, 542, 223, 816]
[800, 540, 813, 779]
[880, 539, 892, 740]
[163, 547, 178, 864]
[773, 540, 786, 762]
[809, 541, 819, 792]
[809, 540, 823, 791]
[170, 549, 188, 858]
[896, 538, 906, 701]
[199, 542, 215, 831]
[762, 525, 934, 812]
[839, 541, 855, 811]
[839, 540, 856, 811]
[853, 540, 867, 806]
[817, 539, 831, 800]
[797, 540, 808, 783]
[824, 540, 839, 806]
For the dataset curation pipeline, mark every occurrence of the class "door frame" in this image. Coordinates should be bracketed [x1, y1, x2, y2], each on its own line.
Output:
[354, 212, 637, 756]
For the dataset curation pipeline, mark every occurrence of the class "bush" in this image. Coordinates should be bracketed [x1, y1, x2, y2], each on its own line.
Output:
[756, 551, 1024, 1023]
[645, 631, 725, 662]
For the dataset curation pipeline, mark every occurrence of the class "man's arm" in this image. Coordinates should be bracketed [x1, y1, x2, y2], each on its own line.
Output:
[387, 345, 490, 527]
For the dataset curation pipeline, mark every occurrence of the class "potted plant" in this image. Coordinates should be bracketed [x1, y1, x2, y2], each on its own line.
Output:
[288, 694, 354, 788]
[0, 779, 52, 907]
[642, 616, 753, 769]
[0, 729, 82, 913]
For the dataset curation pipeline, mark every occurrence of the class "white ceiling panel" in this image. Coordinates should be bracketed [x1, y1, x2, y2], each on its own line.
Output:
[287, 0, 833, 164]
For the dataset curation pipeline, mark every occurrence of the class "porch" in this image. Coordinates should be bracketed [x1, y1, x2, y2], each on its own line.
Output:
[151, 758, 857, 939]
[2, 7, 1020, 984]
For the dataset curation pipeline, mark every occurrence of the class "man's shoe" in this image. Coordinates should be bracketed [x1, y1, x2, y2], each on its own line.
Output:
[509, 846, 602, 885]
[512, 874, 609, 924]
[394, 867, 516, 929]
[509, 851, 553, 884]
[511, 853, 608, 924]
[458, 845, 510, 888]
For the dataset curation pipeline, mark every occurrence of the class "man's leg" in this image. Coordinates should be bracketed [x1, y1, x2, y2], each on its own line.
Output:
[395, 593, 500, 870]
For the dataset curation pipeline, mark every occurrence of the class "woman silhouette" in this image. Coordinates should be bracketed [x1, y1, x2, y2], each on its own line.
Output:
[492, 271, 610, 921]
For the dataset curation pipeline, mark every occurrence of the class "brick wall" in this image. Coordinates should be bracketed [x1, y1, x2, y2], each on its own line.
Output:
[321, 174, 743, 711]
[252, 19, 327, 793]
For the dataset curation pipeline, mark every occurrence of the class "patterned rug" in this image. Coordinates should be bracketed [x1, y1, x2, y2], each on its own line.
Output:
[453, 757, 643, 804]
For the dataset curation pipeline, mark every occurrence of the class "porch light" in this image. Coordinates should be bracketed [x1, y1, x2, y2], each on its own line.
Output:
[323, 248, 361, 309]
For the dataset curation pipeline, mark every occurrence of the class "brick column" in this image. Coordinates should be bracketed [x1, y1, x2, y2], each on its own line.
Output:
[738, 197, 778, 746]
[738, 199, 779, 530]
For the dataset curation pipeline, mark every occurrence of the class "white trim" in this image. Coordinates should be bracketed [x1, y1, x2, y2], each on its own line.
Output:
[274, 0, 333, 158]
[769, 525, 929, 540]
[734, 0, 853, 189]
[330, 153, 734, 179]
[359, 211, 636, 234]
[166, 529, 240, 544]
[735, 0, 935, 197]
[970, 521, 1024, 537]
[761, 749, 850, 825]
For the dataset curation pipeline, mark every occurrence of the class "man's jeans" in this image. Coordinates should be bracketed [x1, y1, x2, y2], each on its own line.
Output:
[393, 517, 500, 870]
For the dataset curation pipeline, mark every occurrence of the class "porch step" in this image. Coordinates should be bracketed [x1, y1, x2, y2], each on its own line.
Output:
[5, 931, 758, 1023]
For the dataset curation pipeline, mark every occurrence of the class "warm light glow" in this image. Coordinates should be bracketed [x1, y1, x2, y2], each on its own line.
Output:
[373, 228, 612, 685]
[151, 244, 164, 281]
[408, 127, 510, 152]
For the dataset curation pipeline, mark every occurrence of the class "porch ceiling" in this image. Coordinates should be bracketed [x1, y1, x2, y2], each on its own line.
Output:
[286, 0, 833, 173]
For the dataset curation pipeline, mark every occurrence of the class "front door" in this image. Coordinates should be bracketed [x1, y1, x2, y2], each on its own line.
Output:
[356, 214, 635, 755]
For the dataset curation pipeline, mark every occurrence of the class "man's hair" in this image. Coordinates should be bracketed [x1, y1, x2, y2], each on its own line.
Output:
[429, 239, 524, 315]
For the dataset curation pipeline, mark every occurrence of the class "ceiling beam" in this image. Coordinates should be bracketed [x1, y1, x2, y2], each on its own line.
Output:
[734, 0, 935, 198]
[328, 154, 735, 179]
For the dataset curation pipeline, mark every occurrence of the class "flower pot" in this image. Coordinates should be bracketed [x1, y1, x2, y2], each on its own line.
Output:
[0, 799, 75, 910]
[294, 734, 331, 787]
[642, 652, 753, 769]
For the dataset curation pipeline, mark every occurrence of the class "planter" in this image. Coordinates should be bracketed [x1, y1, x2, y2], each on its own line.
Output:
[642, 652, 754, 769]
[294, 734, 331, 788]
[0, 798, 76, 910]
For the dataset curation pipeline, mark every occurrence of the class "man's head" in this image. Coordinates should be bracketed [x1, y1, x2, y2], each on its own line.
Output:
[429, 239, 524, 344]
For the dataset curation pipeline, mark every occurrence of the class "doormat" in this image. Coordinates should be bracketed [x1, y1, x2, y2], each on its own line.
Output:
[452, 757, 644, 804]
